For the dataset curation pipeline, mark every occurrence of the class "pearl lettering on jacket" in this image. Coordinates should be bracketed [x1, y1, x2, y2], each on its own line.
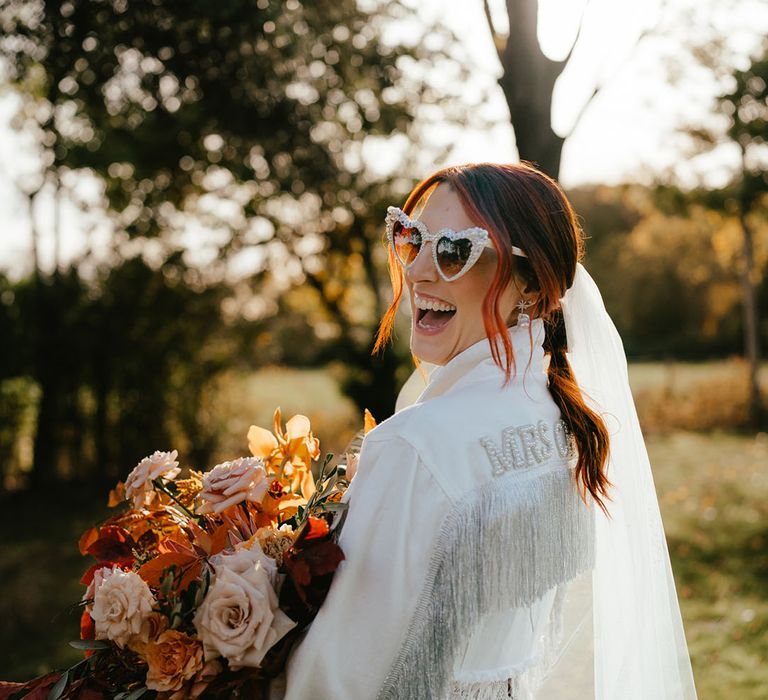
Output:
[480, 419, 575, 477]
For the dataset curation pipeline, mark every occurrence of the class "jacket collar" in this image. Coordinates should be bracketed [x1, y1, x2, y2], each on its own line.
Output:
[416, 318, 546, 402]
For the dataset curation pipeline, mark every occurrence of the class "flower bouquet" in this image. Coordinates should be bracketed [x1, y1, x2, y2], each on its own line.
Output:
[0, 408, 374, 700]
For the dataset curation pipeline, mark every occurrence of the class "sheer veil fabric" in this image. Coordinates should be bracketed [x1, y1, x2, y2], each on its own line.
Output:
[395, 263, 697, 699]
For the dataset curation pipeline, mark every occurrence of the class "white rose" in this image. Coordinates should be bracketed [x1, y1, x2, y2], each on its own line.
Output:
[197, 457, 269, 514]
[211, 543, 280, 589]
[193, 556, 296, 669]
[82, 565, 112, 612]
[125, 450, 181, 509]
[91, 567, 156, 648]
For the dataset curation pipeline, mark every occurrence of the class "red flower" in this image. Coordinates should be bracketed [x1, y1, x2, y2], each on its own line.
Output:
[80, 609, 95, 640]
[80, 525, 135, 568]
[0, 673, 64, 700]
[303, 516, 329, 541]
[79, 609, 97, 658]
[279, 515, 344, 624]
[267, 478, 286, 499]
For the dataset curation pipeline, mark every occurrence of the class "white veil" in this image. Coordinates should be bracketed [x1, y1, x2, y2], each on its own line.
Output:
[553, 262, 697, 699]
[393, 263, 698, 699]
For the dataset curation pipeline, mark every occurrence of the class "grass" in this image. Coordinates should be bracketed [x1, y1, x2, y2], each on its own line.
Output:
[1, 363, 767, 697]
[629, 358, 768, 433]
[649, 431, 768, 700]
[0, 485, 112, 679]
[206, 366, 362, 465]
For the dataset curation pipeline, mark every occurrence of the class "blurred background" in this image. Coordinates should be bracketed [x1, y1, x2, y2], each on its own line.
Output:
[0, 0, 766, 696]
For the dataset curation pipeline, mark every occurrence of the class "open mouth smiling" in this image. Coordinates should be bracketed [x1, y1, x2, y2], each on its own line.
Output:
[414, 293, 457, 331]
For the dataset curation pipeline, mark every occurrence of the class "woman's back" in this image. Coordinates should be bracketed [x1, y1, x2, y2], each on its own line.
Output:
[279, 320, 595, 699]
[278, 161, 696, 699]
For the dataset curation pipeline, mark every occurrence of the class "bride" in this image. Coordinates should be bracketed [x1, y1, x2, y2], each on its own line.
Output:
[275, 162, 698, 699]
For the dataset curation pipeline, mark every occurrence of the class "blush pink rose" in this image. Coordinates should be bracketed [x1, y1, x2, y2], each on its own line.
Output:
[193, 551, 295, 669]
[197, 457, 269, 514]
[124, 450, 181, 509]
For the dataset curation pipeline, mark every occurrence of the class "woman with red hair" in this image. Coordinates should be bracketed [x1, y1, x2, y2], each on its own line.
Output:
[277, 162, 697, 699]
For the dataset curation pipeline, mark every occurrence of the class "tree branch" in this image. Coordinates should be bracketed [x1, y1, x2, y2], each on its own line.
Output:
[565, 25, 654, 139]
[553, 0, 591, 72]
[356, 221, 385, 322]
[567, 85, 600, 140]
[483, 0, 505, 61]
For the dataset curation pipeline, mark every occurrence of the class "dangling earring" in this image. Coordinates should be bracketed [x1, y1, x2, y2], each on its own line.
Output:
[516, 298, 534, 329]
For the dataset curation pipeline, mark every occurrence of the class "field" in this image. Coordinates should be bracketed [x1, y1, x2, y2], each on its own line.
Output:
[648, 431, 768, 699]
[1, 361, 767, 698]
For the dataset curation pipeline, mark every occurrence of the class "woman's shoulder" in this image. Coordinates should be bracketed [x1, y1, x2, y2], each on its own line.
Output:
[363, 376, 569, 500]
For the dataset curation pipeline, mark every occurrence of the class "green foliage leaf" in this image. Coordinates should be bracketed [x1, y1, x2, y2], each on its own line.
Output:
[114, 688, 148, 700]
[68, 639, 110, 650]
[46, 670, 68, 700]
[318, 501, 348, 513]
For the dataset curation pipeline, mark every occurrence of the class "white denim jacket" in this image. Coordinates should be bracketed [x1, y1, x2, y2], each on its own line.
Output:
[277, 318, 595, 700]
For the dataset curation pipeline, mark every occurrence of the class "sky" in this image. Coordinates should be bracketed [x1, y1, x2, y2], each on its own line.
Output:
[1, 0, 767, 277]
[414, 0, 767, 187]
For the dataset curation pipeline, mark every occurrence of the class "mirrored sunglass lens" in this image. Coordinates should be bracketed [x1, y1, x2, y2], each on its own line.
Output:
[436, 237, 473, 278]
[393, 223, 421, 265]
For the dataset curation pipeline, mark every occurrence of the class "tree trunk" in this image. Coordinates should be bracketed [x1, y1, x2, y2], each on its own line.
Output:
[738, 202, 763, 428]
[27, 190, 62, 489]
[340, 342, 401, 422]
[494, 0, 568, 178]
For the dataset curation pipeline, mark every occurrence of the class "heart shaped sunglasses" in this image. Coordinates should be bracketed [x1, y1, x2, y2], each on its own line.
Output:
[385, 206, 527, 282]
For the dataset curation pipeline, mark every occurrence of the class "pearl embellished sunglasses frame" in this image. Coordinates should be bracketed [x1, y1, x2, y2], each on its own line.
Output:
[385, 206, 527, 282]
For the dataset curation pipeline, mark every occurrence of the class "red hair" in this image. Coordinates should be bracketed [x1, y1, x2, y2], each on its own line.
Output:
[373, 162, 611, 512]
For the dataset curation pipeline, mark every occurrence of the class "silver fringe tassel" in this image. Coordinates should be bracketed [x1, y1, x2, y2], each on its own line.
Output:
[448, 583, 568, 700]
[376, 464, 595, 700]
[449, 677, 526, 700]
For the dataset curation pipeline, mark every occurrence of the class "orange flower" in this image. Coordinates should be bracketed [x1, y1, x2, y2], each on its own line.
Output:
[107, 481, 126, 507]
[253, 526, 296, 566]
[144, 630, 204, 693]
[188, 659, 224, 699]
[247, 408, 319, 498]
[136, 611, 169, 646]
[260, 479, 304, 519]
[363, 408, 377, 433]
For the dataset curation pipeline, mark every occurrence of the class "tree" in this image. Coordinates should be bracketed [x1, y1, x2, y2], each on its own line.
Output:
[481, 0, 659, 177]
[716, 46, 768, 426]
[0, 0, 481, 482]
[674, 38, 768, 427]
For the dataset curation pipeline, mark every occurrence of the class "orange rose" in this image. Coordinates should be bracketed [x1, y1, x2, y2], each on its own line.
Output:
[144, 630, 204, 693]
[132, 611, 169, 648]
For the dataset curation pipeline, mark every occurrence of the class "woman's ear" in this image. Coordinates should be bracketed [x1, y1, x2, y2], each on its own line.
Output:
[524, 282, 539, 295]
[513, 258, 539, 295]
[514, 273, 539, 298]
[521, 273, 540, 295]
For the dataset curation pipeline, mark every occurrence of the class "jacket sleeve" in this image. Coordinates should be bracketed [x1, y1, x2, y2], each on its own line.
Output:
[279, 432, 450, 700]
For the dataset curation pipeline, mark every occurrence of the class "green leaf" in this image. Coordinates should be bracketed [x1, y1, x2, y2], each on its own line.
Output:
[160, 565, 177, 596]
[114, 686, 148, 700]
[318, 478, 338, 498]
[319, 501, 348, 512]
[194, 564, 211, 605]
[317, 453, 335, 481]
[68, 639, 110, 650]
[46, 671, 68, 700]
